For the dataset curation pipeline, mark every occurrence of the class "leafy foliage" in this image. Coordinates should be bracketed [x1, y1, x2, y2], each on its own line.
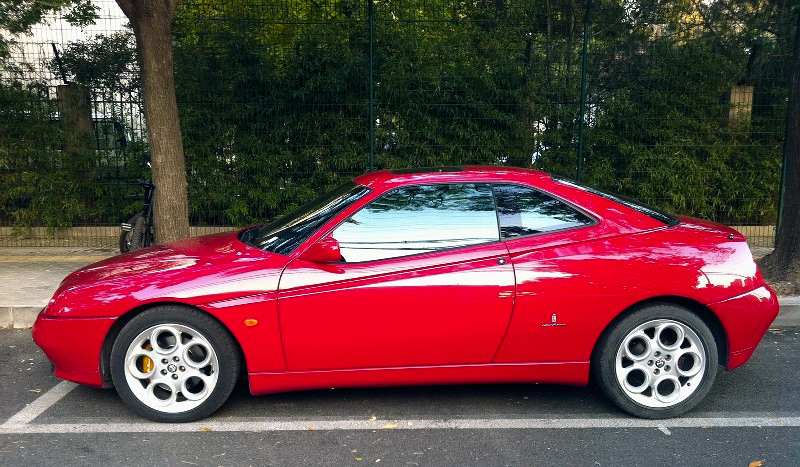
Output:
[0, 0, 98, 61]
[1, 0, 794, 231]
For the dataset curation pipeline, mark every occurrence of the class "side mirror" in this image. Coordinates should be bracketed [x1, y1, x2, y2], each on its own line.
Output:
[299, 236, 341, 263]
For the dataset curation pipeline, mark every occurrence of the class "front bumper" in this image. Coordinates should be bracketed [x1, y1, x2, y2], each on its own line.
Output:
[708, 286, 779, 370]
[32, 310, 116, 387]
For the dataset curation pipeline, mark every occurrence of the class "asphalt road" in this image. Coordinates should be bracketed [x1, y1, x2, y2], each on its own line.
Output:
[1, 327, 798, 466]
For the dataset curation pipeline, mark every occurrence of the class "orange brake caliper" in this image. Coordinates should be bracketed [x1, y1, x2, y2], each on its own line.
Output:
[142, 343, 154, 373]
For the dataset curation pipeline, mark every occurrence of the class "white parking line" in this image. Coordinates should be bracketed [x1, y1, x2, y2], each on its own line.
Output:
[1, 415, 800, 434]
[3, 381, 799, 434]
[3, 381, 77, 426]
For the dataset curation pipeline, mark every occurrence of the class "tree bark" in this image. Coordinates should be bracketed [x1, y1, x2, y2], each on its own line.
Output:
[116, 0, 190, 244]
[56, 83, 94, 173]
[758, 7, 800, 291]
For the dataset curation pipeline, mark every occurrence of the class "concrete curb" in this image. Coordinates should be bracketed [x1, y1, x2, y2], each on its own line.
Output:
[0, 306, 41, 329]
[4, 297, 800, 330]
[775, 297, 800, 328]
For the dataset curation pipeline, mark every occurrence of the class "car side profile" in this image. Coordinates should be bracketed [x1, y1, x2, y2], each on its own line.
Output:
[33, 167, 779, 422]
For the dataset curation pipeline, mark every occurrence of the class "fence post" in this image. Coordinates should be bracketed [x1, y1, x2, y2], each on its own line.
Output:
[368, 0, 376, 172]
[576, 0, 592, 182]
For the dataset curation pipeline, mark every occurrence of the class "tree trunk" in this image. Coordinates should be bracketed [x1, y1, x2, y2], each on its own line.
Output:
[758, 7, 800, 291]
[56, 83, 94, 177]
[116, 0, 190, 244]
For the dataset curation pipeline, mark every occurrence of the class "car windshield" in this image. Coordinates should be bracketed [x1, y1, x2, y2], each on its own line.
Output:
[555, 177, 680, 227]
[240, 182, 371, 255]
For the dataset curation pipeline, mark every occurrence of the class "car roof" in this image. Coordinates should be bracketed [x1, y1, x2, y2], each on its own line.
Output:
[352, 166, 554, 189]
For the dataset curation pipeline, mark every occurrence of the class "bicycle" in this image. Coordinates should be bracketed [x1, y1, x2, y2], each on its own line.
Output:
[119, 179, 155, 253]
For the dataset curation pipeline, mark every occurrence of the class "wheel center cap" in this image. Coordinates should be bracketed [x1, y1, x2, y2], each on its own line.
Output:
[167, 364, 178, 372]
[655, 359, 666, 369]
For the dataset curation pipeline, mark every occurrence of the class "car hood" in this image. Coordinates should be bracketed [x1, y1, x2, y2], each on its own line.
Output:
[47, 231, 289, 317]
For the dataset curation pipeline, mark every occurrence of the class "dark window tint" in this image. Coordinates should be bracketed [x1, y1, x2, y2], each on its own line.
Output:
[240, 182, 371, 255]
[554, 177, 679, 227]
[493, 184, 595, 239]
[333, 184, 499, 262]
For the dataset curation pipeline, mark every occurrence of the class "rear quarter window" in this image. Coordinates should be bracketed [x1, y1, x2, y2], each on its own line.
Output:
[493, 184, 595, 239]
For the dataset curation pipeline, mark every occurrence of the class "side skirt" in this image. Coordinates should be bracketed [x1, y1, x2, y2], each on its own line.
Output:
[248, 361, 589, 395]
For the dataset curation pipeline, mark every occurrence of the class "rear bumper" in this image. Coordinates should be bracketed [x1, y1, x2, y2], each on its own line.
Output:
[708, 286, 779, 370]
[32, 310, 116, 387]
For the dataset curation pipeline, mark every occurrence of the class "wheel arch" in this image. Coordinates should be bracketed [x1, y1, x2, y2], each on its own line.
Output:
[99, 301, 246, 385]
[590, 295, 729, 372]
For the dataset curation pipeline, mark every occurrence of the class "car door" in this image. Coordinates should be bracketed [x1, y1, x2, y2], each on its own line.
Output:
[278, 183, 516, 371]
[489, 183, 615, 364]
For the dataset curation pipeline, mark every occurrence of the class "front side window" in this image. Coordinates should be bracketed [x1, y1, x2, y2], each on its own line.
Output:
[493, 184, 595, 239]
[333, 183, 499, 262]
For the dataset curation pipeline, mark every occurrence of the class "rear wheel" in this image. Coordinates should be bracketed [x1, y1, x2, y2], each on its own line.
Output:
[592, 304, 718, 419]
[110, 307, 240, 422]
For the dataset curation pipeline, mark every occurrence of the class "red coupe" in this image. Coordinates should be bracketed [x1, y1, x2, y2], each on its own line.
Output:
[33, 167, 779, 422]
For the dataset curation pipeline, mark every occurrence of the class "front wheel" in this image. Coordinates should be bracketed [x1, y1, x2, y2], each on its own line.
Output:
[120, 212, 146, 253]
[110, 306, 240, 422]
[592, 304, 718, 419]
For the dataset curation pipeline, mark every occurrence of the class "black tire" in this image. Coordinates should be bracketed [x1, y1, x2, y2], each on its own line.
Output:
[110, 306, 240, 423]
[120, 213, 146, 253]
[592, 303, 718, 419]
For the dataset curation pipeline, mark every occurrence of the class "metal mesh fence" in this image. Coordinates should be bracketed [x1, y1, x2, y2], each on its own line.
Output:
[0, 0, 791, 248]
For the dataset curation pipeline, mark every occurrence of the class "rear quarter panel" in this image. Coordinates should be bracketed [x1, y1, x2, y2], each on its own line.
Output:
[493, 219, 763, 365]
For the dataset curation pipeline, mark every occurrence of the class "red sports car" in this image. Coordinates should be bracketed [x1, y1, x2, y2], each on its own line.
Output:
[33, 167, 779, 422]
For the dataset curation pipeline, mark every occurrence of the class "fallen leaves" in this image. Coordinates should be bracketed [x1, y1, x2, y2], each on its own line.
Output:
[749, 461, 764, 467]
[368, 416, 399, 429]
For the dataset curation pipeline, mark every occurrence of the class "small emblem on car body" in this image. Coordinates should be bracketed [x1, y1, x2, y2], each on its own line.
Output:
[541, 313, 566, 327]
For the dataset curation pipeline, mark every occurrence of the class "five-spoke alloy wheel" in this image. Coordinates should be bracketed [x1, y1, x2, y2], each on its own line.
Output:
[111, 306, 240, 422]
[593, 303, 718, 419]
